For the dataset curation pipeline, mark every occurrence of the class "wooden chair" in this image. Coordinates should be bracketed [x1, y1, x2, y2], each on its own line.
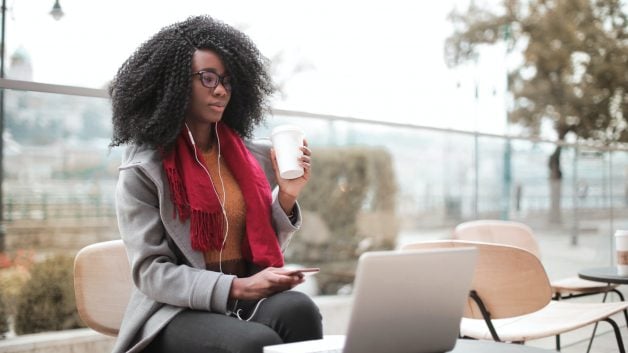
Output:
[73, 240, 132, 336]
[401, 240, 628, 353]
[453, 220, 621, 301]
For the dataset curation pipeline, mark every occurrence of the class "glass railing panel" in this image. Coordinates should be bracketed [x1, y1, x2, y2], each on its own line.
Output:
[507, 139, 556, 221]
[2, 88, 118, 251]
[266, 113, 479, 231]
[474, 135, 510, 219]
[3, 81, 628, 347]
[501, 143, 628, 280]
[0, 86, 120, 337]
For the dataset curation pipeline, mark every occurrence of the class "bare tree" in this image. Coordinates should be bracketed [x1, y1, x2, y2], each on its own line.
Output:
[269, 50, 315, 101]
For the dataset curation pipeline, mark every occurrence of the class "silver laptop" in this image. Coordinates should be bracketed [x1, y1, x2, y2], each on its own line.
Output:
[264, 247, 477, 353]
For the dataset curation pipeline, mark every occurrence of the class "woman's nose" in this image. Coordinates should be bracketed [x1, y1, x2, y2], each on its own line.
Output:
[212, 82, 229, 96]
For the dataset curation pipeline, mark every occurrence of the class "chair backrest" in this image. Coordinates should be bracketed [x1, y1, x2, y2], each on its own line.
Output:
[401, 240, 552, 319]
[74, 240, 132, 336]
[453, 220, 541, 259]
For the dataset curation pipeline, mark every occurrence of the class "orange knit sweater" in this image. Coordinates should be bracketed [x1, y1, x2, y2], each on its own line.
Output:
[201, 147, 247, 277]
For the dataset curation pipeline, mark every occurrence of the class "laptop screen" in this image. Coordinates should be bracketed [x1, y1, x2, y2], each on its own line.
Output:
[343, 248, 477, 353]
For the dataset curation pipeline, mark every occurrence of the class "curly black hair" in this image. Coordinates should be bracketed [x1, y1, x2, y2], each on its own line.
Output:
[109, 15, 275, 149]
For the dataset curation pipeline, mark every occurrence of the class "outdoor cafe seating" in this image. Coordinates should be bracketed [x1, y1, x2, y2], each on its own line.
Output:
[401, 240, 628, 353]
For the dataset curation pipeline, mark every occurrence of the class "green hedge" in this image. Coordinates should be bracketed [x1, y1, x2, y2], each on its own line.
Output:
[285, 146, 398, 293]
[14, 255, 85, 335]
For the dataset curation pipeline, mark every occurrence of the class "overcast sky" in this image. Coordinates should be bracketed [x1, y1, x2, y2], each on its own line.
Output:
[6, 0, 510, 134]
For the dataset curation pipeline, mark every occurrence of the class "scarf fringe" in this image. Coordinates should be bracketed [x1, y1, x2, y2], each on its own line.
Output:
[164, 166, 191, 220]
[190, 209, 224, 251]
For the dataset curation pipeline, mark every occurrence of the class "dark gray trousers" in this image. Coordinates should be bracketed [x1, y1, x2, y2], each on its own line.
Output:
[143, 291, 323, 353]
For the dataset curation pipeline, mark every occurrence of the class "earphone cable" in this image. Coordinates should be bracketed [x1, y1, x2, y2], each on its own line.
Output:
[184, 122, 229, 274]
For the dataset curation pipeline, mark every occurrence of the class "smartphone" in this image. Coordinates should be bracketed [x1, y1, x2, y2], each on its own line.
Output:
[285, 267, 320, 276]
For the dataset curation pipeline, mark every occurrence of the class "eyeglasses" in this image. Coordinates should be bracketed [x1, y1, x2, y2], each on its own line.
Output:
[192, 71, 232, 91]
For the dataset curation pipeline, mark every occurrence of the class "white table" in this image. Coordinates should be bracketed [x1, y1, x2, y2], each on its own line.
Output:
[264, 335, 558, 353]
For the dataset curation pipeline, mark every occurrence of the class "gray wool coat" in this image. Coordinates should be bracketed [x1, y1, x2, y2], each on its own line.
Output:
[112, 139, 301, 353]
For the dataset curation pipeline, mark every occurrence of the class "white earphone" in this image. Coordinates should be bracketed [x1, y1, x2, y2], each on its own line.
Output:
[184, 122, 229, 274]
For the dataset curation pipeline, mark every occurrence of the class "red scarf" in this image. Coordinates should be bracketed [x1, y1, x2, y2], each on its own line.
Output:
[162, 123, 284, 268]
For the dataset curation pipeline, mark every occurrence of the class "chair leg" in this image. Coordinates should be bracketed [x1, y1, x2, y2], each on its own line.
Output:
[554, 292, 562, 351]
[601, 318, 625, 353]
[553, 286, 624, 352]
[585, 292, 609, 353]
[612, 288, 624, 301]
[469, 290, 501, 342]
[611, 288, 628, 327]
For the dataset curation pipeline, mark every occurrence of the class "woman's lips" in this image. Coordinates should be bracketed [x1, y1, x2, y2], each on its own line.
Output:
[208, 103, 226, 112]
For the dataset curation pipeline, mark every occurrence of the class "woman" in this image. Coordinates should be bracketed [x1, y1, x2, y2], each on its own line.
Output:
[109, 15, 322, 353]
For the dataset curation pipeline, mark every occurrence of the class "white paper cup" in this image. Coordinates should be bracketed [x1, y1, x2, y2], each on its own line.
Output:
[615, 230, 628, 275]
[271, 125, 305, 180]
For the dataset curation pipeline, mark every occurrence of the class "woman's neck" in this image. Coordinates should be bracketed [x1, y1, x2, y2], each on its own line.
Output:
[186, 122, 215, 153]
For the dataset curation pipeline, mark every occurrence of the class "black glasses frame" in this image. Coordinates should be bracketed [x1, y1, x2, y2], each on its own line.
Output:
[192, 70, 232, 91]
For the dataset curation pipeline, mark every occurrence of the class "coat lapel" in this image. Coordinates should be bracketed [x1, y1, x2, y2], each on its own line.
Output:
[124, 147, 206, 269]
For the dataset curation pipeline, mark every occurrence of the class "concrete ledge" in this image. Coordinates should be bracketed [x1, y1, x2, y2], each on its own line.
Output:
[0, 328, 114, 353]
[314, 295, 352, 335]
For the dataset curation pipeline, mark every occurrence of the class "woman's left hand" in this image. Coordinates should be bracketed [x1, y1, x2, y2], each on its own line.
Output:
[271, 139, 311, 214]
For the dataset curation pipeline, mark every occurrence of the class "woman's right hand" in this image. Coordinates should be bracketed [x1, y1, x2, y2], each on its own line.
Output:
[229, 267, 305, 301]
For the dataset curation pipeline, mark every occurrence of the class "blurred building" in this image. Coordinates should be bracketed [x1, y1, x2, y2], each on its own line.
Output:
[7, 47, 33, 81]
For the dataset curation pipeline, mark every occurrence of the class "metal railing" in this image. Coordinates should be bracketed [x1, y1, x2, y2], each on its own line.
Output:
[2, 78, 627, 256]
